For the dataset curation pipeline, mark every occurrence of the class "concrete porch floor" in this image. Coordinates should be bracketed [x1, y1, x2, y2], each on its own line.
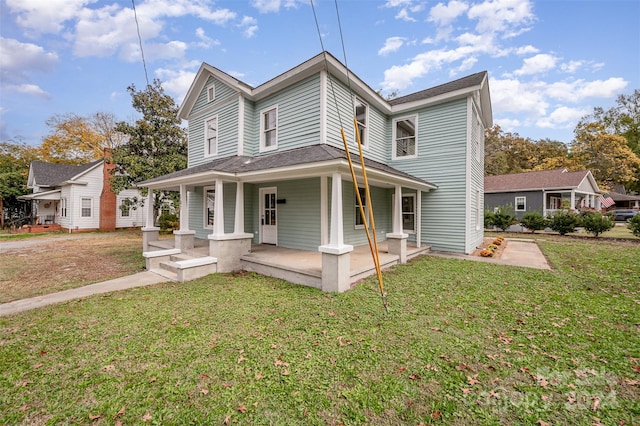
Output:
[148, 237, 430, 288]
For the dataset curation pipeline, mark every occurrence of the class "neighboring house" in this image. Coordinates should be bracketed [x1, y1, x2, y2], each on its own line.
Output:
[603, 185, 640, 210]
[140, 51, 492, 291]
[484, 168, 601, 219]
[20, 154, 146, 232]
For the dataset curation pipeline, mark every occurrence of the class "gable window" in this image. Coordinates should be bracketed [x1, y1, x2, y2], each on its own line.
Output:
[260, 106, 278, 152]
[393, 116, 416, 159]
[60, 198, 67, 218]
[206, 83, 215, 103]
[515, 196, 526, 211]
[402, 194, 416, 233]
[205, 116, 218, 157]
[354, 98, 368, 147]
[204, 186, 215, 229]
[355, 187, 368, 228]
[81, 197, 92, 217]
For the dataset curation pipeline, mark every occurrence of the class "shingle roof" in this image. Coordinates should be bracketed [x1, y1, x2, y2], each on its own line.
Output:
[607, 191, 640, 202]
[31, 160, 102, 187]
[484, 169, 591, 192]
[141, 144, 436, 188]
[388, 71, 487, 106]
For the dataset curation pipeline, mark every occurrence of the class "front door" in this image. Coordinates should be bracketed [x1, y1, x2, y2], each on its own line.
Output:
[260, 187, 277, 245]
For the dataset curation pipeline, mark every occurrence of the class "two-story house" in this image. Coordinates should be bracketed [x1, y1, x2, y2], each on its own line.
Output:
[140, 51, 492, 291]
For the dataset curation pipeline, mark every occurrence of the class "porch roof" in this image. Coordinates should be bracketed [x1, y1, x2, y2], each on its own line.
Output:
[140, 144, 438, 191]
[19, 188, 61, 201]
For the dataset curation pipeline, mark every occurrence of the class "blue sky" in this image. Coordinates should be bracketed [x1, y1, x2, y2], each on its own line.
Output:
[1, 0, 638, 147]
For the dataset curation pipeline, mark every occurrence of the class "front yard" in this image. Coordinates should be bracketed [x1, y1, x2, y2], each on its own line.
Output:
[0, 237, 638, 424]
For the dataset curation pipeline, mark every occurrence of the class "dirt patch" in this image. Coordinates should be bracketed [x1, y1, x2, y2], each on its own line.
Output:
[0, 232, 145, 303]
[471, 237, 508, 259]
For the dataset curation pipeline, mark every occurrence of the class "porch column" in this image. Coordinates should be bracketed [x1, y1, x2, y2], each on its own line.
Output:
[386, 184, 408, 263]
[209, 179, 253, 272]
[416, 190, 422, 248]
[570, 190, 576, 211]
[142, 189, 159, 252]
[319, 172, 353, 293]
[174, 184, 195, 250]
[542, 190, 547, 217]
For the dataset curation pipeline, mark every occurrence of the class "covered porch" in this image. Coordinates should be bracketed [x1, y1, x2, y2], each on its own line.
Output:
[543, 189, 600, 217]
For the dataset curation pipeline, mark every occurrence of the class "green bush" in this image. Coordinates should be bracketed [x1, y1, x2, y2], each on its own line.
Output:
[158, 212, 179, 231]
[484, 210, 495, 229]
[581, 211, 615, 237]
[491, 205, 517, 231]
[548, 211, 580, 236]
[520, 211, 548, 233]
[628, 214, 640, 237]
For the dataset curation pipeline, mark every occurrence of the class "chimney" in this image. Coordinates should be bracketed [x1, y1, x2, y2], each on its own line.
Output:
[99, 148, 117, 231]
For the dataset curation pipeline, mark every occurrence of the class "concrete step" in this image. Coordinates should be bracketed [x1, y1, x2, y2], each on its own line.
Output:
[159, 261, 179, 274]
[150, 267, 178, 282]
[170, 253, 196, 262]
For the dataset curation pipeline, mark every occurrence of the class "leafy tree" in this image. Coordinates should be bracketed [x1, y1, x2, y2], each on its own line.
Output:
[0, 139, 38, 228]
[548, 211, 580, 236]
[581, 211, 615, 237]
[487, 205, 516, 231]
[39, 112, 126, 164]
[520, 211, 548, 233]
[628, 214, 640, 237]
[571, 122, 640, 189]
[110, 79, 187, 221]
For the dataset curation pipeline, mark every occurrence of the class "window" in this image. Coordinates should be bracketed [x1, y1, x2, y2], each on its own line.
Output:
[204, 186, 215, 229]
[515, 196, 526, 211]
[206, 83, 215, 102]
[60, 198, 67, 218]
[120, 199, 130, 217]
[260, 106, 278, 151]
[354, 98, 368, 147]
[393, 116, 416, 159]
[355, 187, 368, 228]
[81, 198, 92, 217]
[402, 194, 416, 233]
[205, 116, 217, 157]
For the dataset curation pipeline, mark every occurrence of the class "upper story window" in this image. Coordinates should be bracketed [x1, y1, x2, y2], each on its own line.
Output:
[393, 116, 417, 159]
[354, 97, 368, 147]
[206, 83, 215, 103]
[205, 116, 218, 157]
[260, 106, 278, 152]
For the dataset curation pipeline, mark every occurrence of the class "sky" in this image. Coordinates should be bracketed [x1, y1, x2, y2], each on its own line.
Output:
[1, 0, 639, 148]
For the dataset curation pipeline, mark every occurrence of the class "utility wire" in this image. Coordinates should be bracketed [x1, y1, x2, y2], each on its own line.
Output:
[132, 0, 150, 87]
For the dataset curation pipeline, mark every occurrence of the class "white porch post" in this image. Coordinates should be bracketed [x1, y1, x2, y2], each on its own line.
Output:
[320, 176, 328, 246]
[542, 190, 547, 217]
[319, 172, 353, 293]
[416, 190, 422, 248]
[570, 190, 576, 211]
[141, 189, 159, 252]
[213, 179, 224, 236]
[234, 181, 244, 234]
[174, 184, 195, 250]
[387, 184, 408, 263]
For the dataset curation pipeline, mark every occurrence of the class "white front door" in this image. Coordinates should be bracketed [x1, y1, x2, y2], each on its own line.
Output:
[260, 187, 277, 245]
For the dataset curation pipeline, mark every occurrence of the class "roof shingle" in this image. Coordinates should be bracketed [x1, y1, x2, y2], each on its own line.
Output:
[484, 169, 591, 192]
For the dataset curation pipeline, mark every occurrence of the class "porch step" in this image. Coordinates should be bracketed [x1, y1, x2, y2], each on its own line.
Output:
[170, 253, 196, 262]
[150, 267, 178, 282]
[158, 256, 218, 282]
[159, 260, 180, 274]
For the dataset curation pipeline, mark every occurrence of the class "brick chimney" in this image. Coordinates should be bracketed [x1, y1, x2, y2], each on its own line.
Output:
[99, 148, 116, 231]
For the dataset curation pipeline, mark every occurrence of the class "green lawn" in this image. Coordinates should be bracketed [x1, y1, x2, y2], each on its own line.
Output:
[1, 239, 638, 425]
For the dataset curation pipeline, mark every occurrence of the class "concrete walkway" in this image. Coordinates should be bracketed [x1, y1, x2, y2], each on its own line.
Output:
[0, 238, 550, 317]
[0, 271, 168, 316]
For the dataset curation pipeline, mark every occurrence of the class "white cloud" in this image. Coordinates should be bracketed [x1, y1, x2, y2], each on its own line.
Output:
[195, 28, 221, 49]
[450, 57, 477, 76]
[240, 16, 259, 38]
[252, 0, 281, 13]
[0, 38, 57, 98]
[490, 78, 549, 117]
[536, 106, 589, 129]
[5, 0, 90, 34]
[5, 84, 50, 98]
[545, 78, 628, 102]
[395, 8, 417, 22]
[495, 117, 522, 132]
[467, 0, 535, 37]
[378, 37, 406, 56]
[514, 53, 558, 75]
[428, 1, 469, 26]
[155, 67, 197, 103]
[515, 45, 538, 55]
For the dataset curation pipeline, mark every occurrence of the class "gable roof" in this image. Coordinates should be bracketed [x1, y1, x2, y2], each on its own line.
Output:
[28, 160, 103, 188]
[178, 51, 492, 126]
[606, 191, 640, 202]
[141, 144, 437, 191]
[485, 169, 598, 193]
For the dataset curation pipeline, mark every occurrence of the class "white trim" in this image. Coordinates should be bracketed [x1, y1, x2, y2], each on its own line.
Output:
[203, 185, 215, 229]
[204, 115, 218, 157]
[259, 186, 278, 244]
[237, 94, 245, 156]
[464, 96, 473, 253]
[402, 193, 417, 234]
[354, 96, 369, 149]
[80, 197, 92, 218]
[515, 196, 526, 211]
[416, 190, 422, 248]
[259, 105, 278, 152]
[206, 83, 215, 103]
[320, 175, 328, 245]
[320, 70, 327, 144]
[391, 114, 418, 160]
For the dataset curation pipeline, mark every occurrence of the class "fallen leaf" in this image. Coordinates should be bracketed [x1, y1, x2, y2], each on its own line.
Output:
[591, 396, 601, 411]
[89, 414, 102, 421]
[142, 413, 152, 422]
[114, 406, 125, 419]
[149, 377, 157, 383]
[222, 383, 233, 388]
[431, 409, 441, 420]
[255, 373, 263, 380]
[270, 344, 277, 349]
[274, 359, 289, 367]
[116, 422, 124, 426]
[200, 389, 209, 395]
[237, 405, 247, 413]
[32, 363, 43, 369]
[631, 365, 640, 374]
[409, 374, 420, 380]
[467, 375, 480, 386]
[19, 405, 29, 412]
[224, 415, 231, 424]
[102, 364, 115, 372]
[237, 356, 246, 363]
[461, 387, 471, 394]
[397, 367, 406, 372]
[536, 421, 550, 426]
[282, 369, 290, 376]
[490, 389, 500, 398]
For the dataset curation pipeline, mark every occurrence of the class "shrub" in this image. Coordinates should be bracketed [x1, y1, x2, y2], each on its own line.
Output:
[548, 211, 580, 236]
[484, 210, 495, 229]
[158, 212, 179, 231]
[520, 211, 548, 233]
[491, 205, 517, 231]
[628, 214, 640, 237]
[581, 211, 615, 237]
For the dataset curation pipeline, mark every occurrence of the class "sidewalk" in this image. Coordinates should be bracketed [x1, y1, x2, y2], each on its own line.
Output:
[0, 271, 168, 316]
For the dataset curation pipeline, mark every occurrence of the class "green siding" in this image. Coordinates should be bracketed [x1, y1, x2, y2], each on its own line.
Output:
[340, 180, 392, 247]
[188, 183, 238, 239]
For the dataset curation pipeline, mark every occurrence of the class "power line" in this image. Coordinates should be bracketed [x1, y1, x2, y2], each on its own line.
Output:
[131, 0, 150, 87]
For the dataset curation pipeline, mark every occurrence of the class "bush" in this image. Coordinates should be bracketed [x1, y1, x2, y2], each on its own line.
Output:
[548, 211, 580, 236]
[491, 205, 517, 231]
[628, 214, 640, 237]
[484, 210, 495, 229]
[158, 212, 179, 231]
[520, 211, 548, 233]
[581, 211, 615, 237]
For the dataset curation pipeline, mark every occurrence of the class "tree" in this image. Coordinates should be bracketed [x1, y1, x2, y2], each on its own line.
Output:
[39, 112, 127, 164]
[571, 122, 640, 189]
[110, 79, 187, 221]
[581, 211, 614, 237]
[548, 211, 580, 236]
[628, 214, 640, 237]
[0, 139, 38, 228]
[520, 211, 548, 233]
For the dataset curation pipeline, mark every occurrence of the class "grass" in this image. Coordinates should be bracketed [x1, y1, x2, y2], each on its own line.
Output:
[0, 231, 145, 303]
[0, 231, 66, 240]
[1, 238, 639, 425]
